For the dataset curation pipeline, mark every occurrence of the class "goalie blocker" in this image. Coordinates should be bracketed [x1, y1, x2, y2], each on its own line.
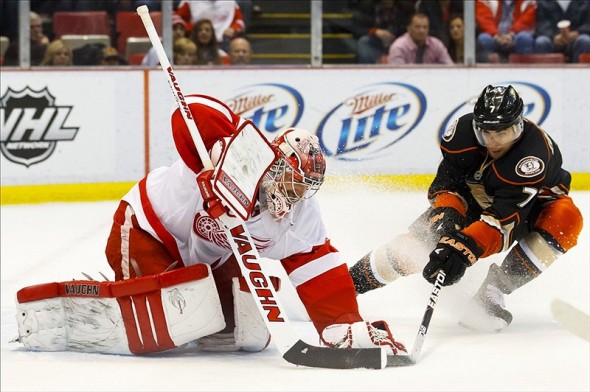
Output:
[15, 263, 271, 355]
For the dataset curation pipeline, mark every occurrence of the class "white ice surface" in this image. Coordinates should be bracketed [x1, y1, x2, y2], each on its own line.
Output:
[1, 185, 588, 392]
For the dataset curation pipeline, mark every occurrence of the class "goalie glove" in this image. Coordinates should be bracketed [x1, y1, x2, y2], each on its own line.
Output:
[320, 320, 407, 355]
[197, 169, 230, 219]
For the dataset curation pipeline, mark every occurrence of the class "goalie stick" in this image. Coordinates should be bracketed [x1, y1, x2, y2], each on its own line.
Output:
[136, 5, 391, 370]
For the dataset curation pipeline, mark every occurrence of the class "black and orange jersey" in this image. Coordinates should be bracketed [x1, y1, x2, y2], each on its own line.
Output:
[428, 113, 572, 258]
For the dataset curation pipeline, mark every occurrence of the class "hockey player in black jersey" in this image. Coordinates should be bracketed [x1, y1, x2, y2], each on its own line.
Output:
[349, 85, 583, 332]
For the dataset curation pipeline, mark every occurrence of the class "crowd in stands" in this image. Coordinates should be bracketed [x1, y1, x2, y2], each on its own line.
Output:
[1, 0, 589, 67]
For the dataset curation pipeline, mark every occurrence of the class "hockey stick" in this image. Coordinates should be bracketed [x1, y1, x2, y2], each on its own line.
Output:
[136, 5, 387, 369]
[387, 270, 446, 366]
[550, 299, 590, 342]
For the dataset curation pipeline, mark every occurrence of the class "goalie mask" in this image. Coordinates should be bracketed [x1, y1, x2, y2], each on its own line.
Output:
[262, 128, 326, 219]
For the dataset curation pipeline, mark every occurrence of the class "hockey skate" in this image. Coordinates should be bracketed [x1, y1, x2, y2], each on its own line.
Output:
[459, 268, 513, 333]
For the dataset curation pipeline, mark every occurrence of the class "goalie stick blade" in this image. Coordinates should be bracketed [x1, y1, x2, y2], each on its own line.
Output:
[386, 354, 416, 367]
[282, 340, 386, 369]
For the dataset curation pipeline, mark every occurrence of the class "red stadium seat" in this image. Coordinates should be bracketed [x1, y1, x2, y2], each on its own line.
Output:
[128, 53, 146, 66]
[116, 11, 162, 58]
[508, 53, 565, 64]
[53, 12, 111, 38]
[579, 53, 590, 63]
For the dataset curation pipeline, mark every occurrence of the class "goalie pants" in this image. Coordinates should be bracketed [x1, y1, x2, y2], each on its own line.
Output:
[105, 200, 245, 334]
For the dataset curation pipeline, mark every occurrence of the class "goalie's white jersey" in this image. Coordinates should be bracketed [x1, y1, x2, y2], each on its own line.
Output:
[120, 94, 361, 334]
[122, 158, 333, 272]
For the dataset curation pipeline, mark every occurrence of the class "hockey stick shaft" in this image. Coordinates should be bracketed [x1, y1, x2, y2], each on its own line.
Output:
[136, 5, 297, 353]
[387, 270, 445, 367]
[136, 5, 212, 171]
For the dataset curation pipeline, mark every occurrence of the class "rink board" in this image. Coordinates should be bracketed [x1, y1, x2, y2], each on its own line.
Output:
[1, 66, 589, 203]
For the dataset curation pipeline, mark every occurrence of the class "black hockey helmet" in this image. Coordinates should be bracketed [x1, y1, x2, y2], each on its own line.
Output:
[473, 85, 524, 131]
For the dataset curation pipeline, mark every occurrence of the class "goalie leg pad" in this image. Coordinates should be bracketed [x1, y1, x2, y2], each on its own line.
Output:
[232, 277, 271, 352]
[198, 276, 272, 352]
[15, 263, 225, 355]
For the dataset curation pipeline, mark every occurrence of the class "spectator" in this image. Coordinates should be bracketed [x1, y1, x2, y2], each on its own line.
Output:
[177, 0, 245, 52]
[173, 37, 197, 65]
[237, 0, 253, 29]
[388, 12, 454, 65]
[191, 19, 228, 65]
[448, 14, 465, 63]
[534, 0, 590, 63]
[0, 0, 19, 43]
[416, 0, 464, 47]
[101, 46, 128, 66]
[142, 12, 188, 67]
[228, 36, 253, 65]
[39, 39, 72, 66]
[475, 0, 536, 63]
[352, 0, 417, 64]
[3, 11, 49, 66]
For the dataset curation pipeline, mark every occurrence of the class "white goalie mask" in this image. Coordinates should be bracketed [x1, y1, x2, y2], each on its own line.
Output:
[262, 128, 326, 219]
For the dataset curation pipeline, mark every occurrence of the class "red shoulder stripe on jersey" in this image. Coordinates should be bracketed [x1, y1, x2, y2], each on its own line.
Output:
[491, 162, 545, 186]
[440, 145, 479, 154]
[138, 177, 183, 264]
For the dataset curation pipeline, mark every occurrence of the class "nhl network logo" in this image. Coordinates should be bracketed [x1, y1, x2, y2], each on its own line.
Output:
[0, 87, 79, 167]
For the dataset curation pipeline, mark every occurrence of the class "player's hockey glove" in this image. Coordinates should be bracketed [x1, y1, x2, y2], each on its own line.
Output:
[423, 231, 482, 286]
[320, 320, 407, 355]
[427, 207, 466, 239]
[197, 170, 229, 219]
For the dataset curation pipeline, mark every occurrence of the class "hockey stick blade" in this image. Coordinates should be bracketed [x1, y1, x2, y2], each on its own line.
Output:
[386, 354, 416, 367]
[283, 340, 386, 369]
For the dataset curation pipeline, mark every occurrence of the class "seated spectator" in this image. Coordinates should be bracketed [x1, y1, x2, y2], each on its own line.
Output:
[177, 0, 245, 52]
[228, 36, 253, 65]
[142, 12, 188, 67]
[352, 0, 416, 64]
[40, 39, 72, 66]
[101, 46, 128, 66]
[417, 0, 464, 48]
[173, 37, 197, 65]
[3, 11, 49, 66]
[388, 13, 454, 65]
[475, 0, 536, 63]
[447, 14, 465, 63]
[190, 19, 228, 65]
[534, 0, 590, 63]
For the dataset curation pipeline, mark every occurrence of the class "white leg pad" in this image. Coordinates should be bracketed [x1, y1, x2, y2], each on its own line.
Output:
[15, 264, 225, 355]
[232, 277, 271, 352]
